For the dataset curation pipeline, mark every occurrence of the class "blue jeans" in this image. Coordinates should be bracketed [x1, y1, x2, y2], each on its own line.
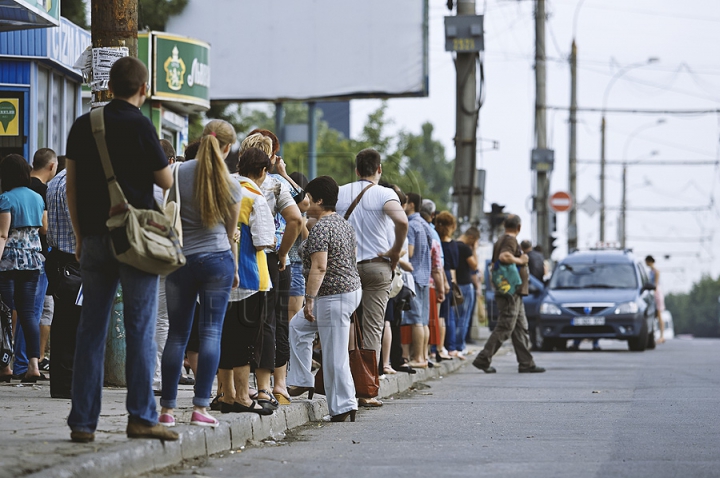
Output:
[11, 266, 47, 374]
[454, 283, 475, 352]
[0, 269, 41, 364]
[68, 235, 160, 433]
[161, 251, 234, 409]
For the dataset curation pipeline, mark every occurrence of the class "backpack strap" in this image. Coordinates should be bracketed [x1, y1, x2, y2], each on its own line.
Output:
[344, 183, 374, 221]
[90, 107, 128, 209]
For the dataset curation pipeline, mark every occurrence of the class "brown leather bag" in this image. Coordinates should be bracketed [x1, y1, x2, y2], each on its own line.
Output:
[314, 312, 380, 399]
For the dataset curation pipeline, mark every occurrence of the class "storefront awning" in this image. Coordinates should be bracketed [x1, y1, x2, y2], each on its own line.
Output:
[0, 0, 59, 32]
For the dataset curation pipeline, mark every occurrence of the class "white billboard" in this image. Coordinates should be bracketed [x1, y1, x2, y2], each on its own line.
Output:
[165, 0, 428, 102]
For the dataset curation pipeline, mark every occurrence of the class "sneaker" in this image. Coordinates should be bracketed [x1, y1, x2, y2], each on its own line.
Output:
[39, 358, 50, 372]
[127, 422, 179, 440]
[519, 365, 546, 373]
[158, 413, 175, 427]
[191, 410, 219, 428]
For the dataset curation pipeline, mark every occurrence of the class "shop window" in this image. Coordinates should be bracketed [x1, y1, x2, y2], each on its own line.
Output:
[65, 83, 78, 150]
[37, 67, 49, 152]
[51, 73, 64, 153]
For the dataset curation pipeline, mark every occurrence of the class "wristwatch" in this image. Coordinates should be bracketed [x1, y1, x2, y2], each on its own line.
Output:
[305, 293, 317, 300]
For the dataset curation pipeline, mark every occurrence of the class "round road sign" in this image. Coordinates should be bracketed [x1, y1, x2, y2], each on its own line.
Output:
[549, 191, 573, 213]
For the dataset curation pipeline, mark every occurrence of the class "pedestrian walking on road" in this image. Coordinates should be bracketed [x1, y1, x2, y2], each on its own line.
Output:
[64, 57, 177, 443]
[288, 176, 362, 422]
[159, 119, 243, 429]
[472, 215, 545, 374]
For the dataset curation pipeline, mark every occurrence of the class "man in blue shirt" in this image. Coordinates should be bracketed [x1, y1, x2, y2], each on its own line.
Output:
[403, 193, 434, 368]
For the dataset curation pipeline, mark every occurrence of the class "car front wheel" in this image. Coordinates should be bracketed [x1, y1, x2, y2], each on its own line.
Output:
[628, 320, 649, 351]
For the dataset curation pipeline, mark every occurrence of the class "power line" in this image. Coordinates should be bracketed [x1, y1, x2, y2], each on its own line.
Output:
[627, 236, 712, 243]
[546, 105, 720, 115]
[576, 160, 719, 166]
[608, 205, 714, 212]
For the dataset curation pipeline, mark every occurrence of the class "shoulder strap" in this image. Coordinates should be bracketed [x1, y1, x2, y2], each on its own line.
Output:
[344, 183, 374, 221]
[90, 107, 127, 208]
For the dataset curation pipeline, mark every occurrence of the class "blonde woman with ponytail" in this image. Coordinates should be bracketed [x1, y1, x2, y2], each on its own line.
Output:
[159, 120, 243, 428]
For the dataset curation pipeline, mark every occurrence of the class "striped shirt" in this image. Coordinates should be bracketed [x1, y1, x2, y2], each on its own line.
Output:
[47, 170, 77, 254]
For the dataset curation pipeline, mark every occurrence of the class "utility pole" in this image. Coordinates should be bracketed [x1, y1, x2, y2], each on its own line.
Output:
[275, 102, 284, 156]
[534, 0, 550, 257]
[91, 0, 138, 387]
[568, 40, 578, 252]
[308, 101, 317, 179]
[600, 116, 606, 242]
[451, 0, 479, 223]
[91, 0, 138, 104]
[620, 163, 627, 248]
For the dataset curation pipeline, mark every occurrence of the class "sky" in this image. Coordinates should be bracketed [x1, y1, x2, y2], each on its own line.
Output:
[349, 0, 720, 294]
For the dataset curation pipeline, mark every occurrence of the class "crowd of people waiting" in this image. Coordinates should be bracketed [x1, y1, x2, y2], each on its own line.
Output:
[0, 57, 490, 443]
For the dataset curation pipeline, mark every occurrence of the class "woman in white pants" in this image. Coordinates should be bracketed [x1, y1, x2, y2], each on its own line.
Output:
[287, 176, 362, 422]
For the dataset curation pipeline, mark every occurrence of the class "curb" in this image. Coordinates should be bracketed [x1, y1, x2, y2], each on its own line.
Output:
[26, 357, 470, 478]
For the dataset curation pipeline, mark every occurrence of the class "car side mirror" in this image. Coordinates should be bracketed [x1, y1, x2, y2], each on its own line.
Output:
[642, 282, 656, 292]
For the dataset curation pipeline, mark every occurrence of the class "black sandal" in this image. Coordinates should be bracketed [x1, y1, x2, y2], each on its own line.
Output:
[222, 399, 273, 415]
[256, 389, 279, 410]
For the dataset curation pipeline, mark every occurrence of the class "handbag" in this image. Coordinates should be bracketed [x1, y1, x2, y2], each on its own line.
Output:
[314, 311, 380, 399]
[491, 261, 522, 296]
[163, 164, 183, 246]
[388, 268, 404, 298]
[0, 294, 13, 368]
[451, 281, 465, 306]
[90, 107, 186, 276]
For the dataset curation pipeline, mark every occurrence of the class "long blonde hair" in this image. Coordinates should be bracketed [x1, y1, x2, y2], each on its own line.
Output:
[195, 119, 236, 228]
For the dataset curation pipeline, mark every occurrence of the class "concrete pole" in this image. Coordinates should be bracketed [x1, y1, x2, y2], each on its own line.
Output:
[568, 40, 578, 252]
[91, 0, 138, 105]
[535, 0, 550, 257]
[91, 0, 138, 387]
[452, 0, 478, 223]
[621, 163, 627, 249]
[308, 101, 317, 180]
[600, 116, 606, 242]
[275, 102, 284, 157]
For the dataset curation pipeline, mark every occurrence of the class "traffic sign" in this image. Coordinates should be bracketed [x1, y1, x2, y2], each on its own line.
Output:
[578, 195, 600, 217]
[549, 191, 573, 213]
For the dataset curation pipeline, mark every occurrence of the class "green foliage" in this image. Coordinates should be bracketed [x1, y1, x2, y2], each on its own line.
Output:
[138, 0, 189, 31]
[61, 0, 88, 28]
[666, 275, 720, 337]
[204, 101, 452, 207]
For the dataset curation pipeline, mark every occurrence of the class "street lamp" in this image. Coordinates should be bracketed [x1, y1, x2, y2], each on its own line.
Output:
[621, 145, 661, 249]
[599, 57, 659, 243]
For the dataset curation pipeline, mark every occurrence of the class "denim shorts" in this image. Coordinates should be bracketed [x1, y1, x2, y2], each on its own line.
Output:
[402, 284, 430, 326]
[289, 262, 305, 297]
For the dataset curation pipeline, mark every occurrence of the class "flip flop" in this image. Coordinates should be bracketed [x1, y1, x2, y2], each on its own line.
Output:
[273, 392, 292, 405]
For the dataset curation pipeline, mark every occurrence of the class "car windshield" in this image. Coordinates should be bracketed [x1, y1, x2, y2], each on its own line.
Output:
[549, 263, 638, 290]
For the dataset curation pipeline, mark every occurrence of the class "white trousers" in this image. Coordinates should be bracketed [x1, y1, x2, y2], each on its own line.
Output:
[153, 277, 169, 391]
[288, 288, 361, 416]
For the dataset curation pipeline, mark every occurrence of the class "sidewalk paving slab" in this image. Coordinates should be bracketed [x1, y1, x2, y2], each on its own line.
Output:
[0, 328, 492, 478]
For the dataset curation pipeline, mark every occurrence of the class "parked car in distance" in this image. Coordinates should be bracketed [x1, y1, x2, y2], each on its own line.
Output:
[537, 249, 657, 352]
[484, 260, 546, 349]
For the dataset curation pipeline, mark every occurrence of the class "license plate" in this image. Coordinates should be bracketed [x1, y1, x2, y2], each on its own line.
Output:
[572, 317, 605, 326]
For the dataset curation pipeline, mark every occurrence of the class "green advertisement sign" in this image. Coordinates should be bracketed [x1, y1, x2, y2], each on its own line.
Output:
[152, 33, 210, 108]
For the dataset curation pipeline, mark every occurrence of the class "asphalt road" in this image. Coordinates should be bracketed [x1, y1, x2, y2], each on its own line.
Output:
[153, 338, 720, 478]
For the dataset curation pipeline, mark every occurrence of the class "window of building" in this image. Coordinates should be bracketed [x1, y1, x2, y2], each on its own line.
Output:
[51, 73, 63, 153]
[37, 67, 49, 151]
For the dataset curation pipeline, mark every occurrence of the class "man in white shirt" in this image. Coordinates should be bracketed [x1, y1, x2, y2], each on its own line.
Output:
[336, 149, 408, 406]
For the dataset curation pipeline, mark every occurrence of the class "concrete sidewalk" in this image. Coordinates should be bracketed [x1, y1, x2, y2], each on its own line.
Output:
[1, 328, 490, 478]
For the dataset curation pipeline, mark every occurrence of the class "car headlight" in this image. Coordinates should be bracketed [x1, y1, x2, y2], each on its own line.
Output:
[540, 302, 562, 315]
[614, 302, 639, 314]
